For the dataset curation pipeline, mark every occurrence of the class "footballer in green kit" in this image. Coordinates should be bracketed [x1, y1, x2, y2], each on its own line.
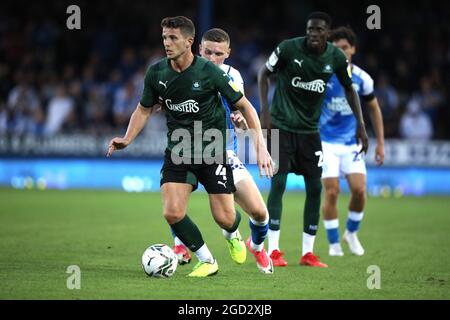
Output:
[258, 12, 369, 267]
[107, 16, 274, 277]
[170, 28, 275, 274]
[140, 52, 239, 163]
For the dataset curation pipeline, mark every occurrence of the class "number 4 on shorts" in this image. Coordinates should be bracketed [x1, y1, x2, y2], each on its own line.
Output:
[215, 165, 227, 176]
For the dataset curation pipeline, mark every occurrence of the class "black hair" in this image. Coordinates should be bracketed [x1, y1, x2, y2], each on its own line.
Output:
[329, 26, 357, 47]
[161, 16, 195, 38]
[307, 12, 332, 27]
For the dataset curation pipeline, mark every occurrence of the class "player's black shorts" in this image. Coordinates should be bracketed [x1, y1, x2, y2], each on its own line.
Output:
[269, 128, 323, 179]
[160, 151, 236, 194]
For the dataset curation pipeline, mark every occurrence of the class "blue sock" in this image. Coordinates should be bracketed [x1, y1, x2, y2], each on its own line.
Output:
[249, 217, 269, 245]
[323, 219, 340, 244]
[346, 211, 364, 233]
[327, 228, 340, 244]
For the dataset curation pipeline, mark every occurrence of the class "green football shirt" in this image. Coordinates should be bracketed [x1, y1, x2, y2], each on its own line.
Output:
[266, 36, 353, 133]
[140, 56, 243, 161]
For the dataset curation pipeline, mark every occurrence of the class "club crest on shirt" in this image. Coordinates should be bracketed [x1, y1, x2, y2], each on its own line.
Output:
[192, 81, 202, 91]
[322, 64, 333, 73]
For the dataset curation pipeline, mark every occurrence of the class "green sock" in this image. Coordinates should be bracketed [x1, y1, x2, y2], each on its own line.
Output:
[223, 210, 241, 233]
[170, 215, 204, 252]
[267, 173, 287, 230]
[303, 178, 322, 235]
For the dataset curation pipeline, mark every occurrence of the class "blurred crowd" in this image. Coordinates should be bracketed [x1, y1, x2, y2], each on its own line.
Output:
[0, 0, 449, 140]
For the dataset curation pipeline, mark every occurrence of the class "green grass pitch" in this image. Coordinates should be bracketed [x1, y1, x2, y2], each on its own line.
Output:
[0, 188, 449, 299]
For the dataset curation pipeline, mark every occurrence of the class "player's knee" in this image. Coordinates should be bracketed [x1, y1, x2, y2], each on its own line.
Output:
[163, 208, 185, 224]
[213, 209, 236, 229]
[352, 185, 366, 200]
[306, 179, 322, 197]
[216, 219, 234, 230]
[325, 186, 340, 201]
[249, 206, 268, 222]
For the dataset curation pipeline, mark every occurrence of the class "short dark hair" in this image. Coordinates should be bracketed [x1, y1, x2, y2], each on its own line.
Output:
[161, 16, 195, 38]
[329, 26, 357, 47]
[307, 11, 332, 27]
[202, 28, 230, 45]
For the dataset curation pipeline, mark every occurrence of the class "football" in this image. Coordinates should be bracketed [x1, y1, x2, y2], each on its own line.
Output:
[141, 244, 178, 278]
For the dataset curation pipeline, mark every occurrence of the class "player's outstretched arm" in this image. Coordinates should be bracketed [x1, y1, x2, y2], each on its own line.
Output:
[367, 97, 385, 165]
[233, 96, 273, 178]
[257, 66, 272, 130]
[107, 103, 152, 157]
[344, 86, 369, 154]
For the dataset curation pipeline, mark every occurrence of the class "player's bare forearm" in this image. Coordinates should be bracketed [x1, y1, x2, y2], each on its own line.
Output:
[123, 104, 152, 143]
[344, 86, 365, 126]
[234, 96, 266, 149]
[344, 86, 369, 153]
[367, 97, 385, 165]
[234, 96, 273, 177]
[367, 97, 385, 146]
[257, 66, 272, 129]
[107, 104, 152, 157]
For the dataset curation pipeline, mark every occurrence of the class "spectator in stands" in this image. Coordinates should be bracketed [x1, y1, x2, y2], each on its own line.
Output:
[117, 48, 139, 82]
[85, 87, 110, 134]
[43, 84, 75, 135]
[112, 79, 140, 128]
[416, 75, 444, 123]
[102, 69, 123, 107]
[399, 98, 433, 140]
[0, 102, 7, 134]
[7, 72, 44, 135]
[0, 1, 448, 139]
[375, 73, 399, 137]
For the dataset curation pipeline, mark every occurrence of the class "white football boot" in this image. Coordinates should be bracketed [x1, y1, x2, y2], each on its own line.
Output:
[343, 230, 365, 256]
[329, 243, 344, 256]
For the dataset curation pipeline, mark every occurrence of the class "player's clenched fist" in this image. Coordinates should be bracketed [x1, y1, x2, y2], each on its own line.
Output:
[230, 111, 249, 131]
[106, 137, 130, 157]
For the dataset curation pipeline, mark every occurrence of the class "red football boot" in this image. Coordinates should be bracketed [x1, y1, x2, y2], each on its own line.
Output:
[300, 252, 328, 268]
[245, 238, 274, 274]
[173, 244, 192, 265]
[269, 250, 288, 267]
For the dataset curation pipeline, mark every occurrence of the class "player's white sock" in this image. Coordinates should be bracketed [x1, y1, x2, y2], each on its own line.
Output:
[250, 239, 264, 252]
[302, 232, 316, 256]
[194, 244, 215, 264]
[222, 229, 238, 240]
[268, 229, 280, 255]
[174, 236, 184, 246]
